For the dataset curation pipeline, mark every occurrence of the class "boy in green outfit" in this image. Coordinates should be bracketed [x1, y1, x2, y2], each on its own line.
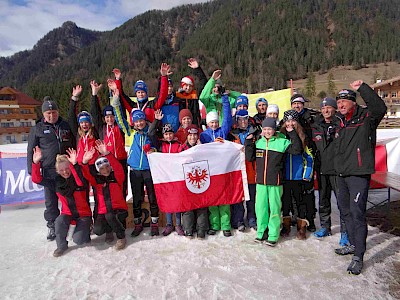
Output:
[245, 117, 302, 246]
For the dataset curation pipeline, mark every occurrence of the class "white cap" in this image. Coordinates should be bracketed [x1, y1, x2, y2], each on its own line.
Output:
[267, 104, 279, 114]
[206, 111, 219, 124]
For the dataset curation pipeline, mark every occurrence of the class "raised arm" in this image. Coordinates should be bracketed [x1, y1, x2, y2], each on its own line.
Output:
[153, 63, 170, 110]
[90, 80, 103, 131]
[113, 68, 135, 113]
[351, 80, 387, 129]
[68, 85, 83, 135]
[188, 58, 207, 95]
[109, 80, 130, 136]
[199, 70, 220, 109]
[221, 94, 233, 137]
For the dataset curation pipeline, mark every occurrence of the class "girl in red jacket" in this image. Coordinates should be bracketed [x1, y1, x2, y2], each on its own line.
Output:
[82, 140, 128, 250]
[148, 110, 184, 236]
[31, 147, 91, 257]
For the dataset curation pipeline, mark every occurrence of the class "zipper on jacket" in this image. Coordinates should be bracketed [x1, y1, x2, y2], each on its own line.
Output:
[357, 148, 362, 167]
[263, 139, 268, 185]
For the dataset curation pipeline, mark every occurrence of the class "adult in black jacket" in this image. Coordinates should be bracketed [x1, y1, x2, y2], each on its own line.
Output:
[27, 97, 75, 240]
[333, 80, 386, 275]
[312, 98, 348, 245]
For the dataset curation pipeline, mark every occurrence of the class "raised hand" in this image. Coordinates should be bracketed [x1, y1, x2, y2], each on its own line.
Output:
[32, 146, 42, 164]
[350, 80, 363, 91]
[66, 148, 77, 165]
[187, 58, 199, 69]
[154, 109, 164, 121]
[82, 148, 96, 164]
[107, 79, 117, 92]
[160, 63, 171, 76]
[72, 85, 83, 98]
[112, 68, 121, 80]
[90, 80, 103, 96]
[212, 70, 222, 80]
[95, 139, 109, 156]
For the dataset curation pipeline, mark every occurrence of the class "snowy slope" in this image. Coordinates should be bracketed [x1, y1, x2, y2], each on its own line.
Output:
[0, 197, 399, 299]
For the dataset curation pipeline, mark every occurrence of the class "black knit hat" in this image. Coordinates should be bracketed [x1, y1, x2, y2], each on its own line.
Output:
[320, 97, 337, 109]
[282, 109, 300, 123]
[261, 117, 277, 130]
[42, 96, 59, 112]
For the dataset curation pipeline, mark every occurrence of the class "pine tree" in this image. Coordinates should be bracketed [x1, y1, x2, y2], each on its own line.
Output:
[327, 72, 336, 96]
[304, 72, 316, 98]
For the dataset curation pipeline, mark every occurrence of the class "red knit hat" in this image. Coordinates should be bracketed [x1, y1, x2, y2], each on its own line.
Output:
[180, 76, 194, 88]
[179, 109, 193, 123]
[185, 124, 199, 135]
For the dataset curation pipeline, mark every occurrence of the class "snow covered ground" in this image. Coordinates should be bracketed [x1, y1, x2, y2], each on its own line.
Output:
[1, 192, 399, 300]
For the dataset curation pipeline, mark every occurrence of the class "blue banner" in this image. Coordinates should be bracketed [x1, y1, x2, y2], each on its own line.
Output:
[0, 157, 44, 205]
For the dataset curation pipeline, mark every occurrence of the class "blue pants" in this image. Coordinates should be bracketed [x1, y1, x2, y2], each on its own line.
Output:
[337, 175, 370, 259]
[166, 212, 182, 226]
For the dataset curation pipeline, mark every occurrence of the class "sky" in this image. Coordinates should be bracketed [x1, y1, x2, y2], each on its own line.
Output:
[0, 0, 209, 58]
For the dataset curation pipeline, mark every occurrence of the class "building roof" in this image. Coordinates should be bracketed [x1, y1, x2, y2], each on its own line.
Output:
[0, 86, 41, 106]
[371, 76, 400, 89]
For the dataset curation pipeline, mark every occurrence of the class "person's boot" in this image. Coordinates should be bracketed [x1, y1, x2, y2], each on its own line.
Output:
[207, 229, 217, 235]
[347, 256, 363, 275]
[105, 232, 114, 244]
[296, 218, 309, 240]
[150, 221, 159, 236]
[175, 225, 185, 236]
[339, 232, 350, 247]
[162, 224, 174, 236]
[223, 230, 232, 237]
[280, 216, 291, 237]
[307, 218, 316, 232]
[115, 238, 127, 250]
[53, 247, 68, 257]
[47, 222, 56, 241]
[197, 230, 206, 239]
[130, 218, 143, 237]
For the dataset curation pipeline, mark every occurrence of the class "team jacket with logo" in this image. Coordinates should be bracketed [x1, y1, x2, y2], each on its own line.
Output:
[334, 83, 387, 176]
[245, 130, 303, 185]
[82, 153, 128, 214]
[27, 117, 75, 179]
[31, 162, 91, 218]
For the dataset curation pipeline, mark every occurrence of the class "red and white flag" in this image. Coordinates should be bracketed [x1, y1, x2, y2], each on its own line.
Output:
[148, 141, 249, 213]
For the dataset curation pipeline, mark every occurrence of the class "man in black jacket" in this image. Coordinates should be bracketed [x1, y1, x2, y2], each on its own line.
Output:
[333, 80, 386, 275]
[312, 98, 348, 246]
[27, 97, 75, 241]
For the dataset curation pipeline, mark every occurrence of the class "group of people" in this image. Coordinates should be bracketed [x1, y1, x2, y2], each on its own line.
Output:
[27, 59, 387, 275]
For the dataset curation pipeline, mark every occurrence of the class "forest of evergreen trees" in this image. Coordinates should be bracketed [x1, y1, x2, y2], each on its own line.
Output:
[1, 0, 400, 116]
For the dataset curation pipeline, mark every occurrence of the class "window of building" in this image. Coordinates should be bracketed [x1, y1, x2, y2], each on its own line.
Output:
[0, 109, 9, 114]
[1, 122, 14, 127]
[5, 135, 17, 143]
[21, 134, 29, 142]
[20, 109, 31, 114]
[382, 91, 389, 98]
[391, 91, 397, 98]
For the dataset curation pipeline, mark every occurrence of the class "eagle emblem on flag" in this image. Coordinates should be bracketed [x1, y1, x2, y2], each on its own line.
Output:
[183, 160, 210, 194]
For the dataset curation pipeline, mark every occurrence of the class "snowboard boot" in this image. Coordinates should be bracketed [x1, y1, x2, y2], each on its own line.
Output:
[238, 225, 246, 232]
[47, 222, 56, 241]
[150, 221, 159, 236]
[296, 218, 309, 240]
[105, 232, 114, 244]
[264, 240, 277, 247]
[115, 238, 127, 250]
[130, 218, 143, 237]
[280, 216, 291, 237]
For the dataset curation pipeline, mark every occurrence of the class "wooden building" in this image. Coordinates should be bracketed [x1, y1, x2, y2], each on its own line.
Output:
[0, 87, 41, 144]
[371, 76, 400, 117]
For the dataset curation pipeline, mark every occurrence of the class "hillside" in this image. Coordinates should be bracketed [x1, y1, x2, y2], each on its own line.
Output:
[1, 0, 400, 116]
[291, 62, 400, 108]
